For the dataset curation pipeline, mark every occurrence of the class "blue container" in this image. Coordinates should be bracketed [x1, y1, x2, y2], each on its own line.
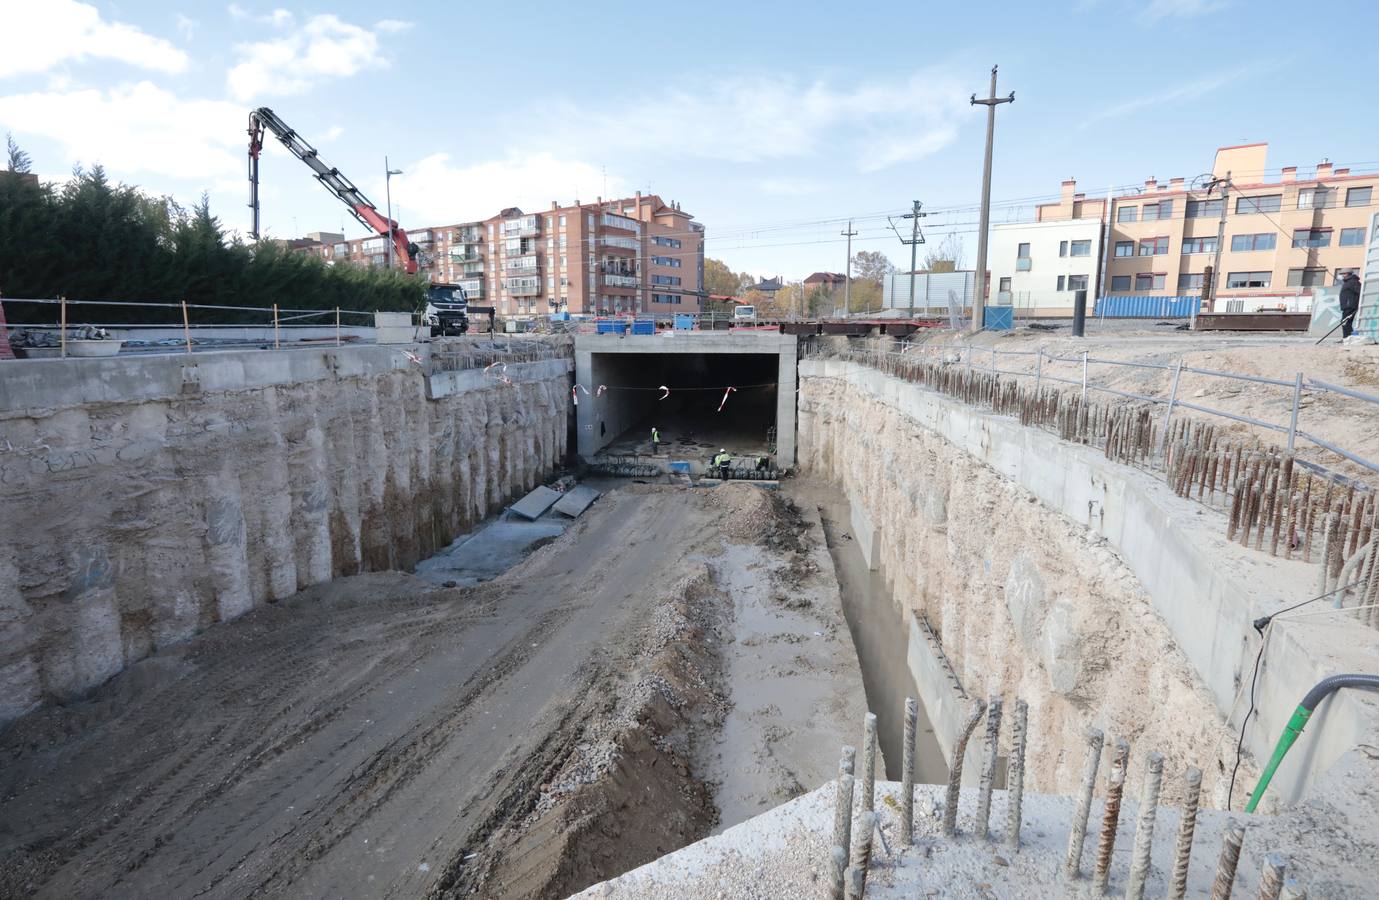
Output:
[984, 307, 1013, 331]
[673, 314, 696, 331]
[595, 319, 627, 335]
[631, 318, 655, 335]
[549, 311, 571, 321]
[1095, 295, 1198, 318]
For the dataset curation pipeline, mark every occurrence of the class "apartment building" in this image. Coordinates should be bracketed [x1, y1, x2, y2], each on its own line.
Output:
[1105, 143, 1371, 307]
[301, 193, 704, 318]
[988, 180, 1107, 316]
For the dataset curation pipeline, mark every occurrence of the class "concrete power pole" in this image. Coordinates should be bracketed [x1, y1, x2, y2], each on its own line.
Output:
[1206, 171, 1230, 326]
[841, 220, 857, 317]
[888, 201, 927, 318]
[970, 66, 1015, 333]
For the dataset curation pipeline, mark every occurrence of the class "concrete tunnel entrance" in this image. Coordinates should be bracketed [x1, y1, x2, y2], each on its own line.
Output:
[574, 332, 798, 467]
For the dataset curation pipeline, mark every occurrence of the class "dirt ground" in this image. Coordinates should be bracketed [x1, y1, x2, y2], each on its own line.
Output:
[0, 481, 866, 900]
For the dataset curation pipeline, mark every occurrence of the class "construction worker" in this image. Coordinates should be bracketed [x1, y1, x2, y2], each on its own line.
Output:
[756, 454, 770, 473]
[1339, 270, 1362, 338]
[651, 426, 661, 455]
[713, 449, 731, 481]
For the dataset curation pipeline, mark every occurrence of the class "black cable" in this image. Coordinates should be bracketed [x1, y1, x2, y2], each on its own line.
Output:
[1227, 578, 1361, 809]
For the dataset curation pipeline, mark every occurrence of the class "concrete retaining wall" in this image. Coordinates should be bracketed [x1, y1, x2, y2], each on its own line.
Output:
[799, 358, 1379, 809]
[0, 345, 571, 725]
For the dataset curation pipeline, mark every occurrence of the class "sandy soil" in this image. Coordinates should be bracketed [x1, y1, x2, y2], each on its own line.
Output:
[0, 481, 870, 900]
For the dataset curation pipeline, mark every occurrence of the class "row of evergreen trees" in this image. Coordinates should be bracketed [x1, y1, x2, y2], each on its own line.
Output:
[0, 137, 425, 327]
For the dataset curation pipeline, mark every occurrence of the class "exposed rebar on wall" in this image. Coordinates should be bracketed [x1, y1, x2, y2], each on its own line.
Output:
[1091, 738, 1131, 895]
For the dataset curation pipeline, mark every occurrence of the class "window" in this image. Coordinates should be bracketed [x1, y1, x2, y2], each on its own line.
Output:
[1178, 272, 1205, 291]
[1231, 233, 1276, 252]
[1186, 198, 1223, 218]
[652, 292, 681, 305]
[558, 215, 567, 228]
[1111, 275, 1132, 291]
[1287, 268, 1329, 288]
[1182, 236, 1218, 254]
[1134, 273, 1166, 291]
[1016, 242, 1031, 258]
[1070, 240, 1092, 257]
[1236, 194, 1281, 214]
[1059, 240, 1068, 257]
[1297, 187, 1332, 209]
[652, 235, 682, 248]
[1346, 187, 1372, 208]
[1068, 274, 1089, 292]
[1056, 275, 1065, 291]
[1117, 206, 1138, 223]
[1142, 200, 1173, 221]
[651, 274, 681, 286]
[1226, 271, 1272, 289]
[1292, 228, 1331, 248]
[651, 255, 681, 267]
[998, 277, 1012, 291]
[1138, 236, 1169, 256]
[1340, 227, 1367, 247]
[1115, 241, 1134, 257]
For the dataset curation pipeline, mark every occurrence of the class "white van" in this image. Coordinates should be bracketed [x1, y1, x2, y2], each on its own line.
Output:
[733, 305, 757, 323]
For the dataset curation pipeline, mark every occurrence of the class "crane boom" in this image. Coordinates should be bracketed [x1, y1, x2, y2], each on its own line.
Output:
[247, 107, 418, 274]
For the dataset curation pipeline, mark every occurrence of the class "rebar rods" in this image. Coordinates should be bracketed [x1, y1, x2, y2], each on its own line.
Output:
[943, 699, 987, 837]
[901, 698, 917, 845]
[1065, 727, 1105, 878]
[1091, 737, 1131, 895]
[1210, 822, 1246, 900]
[860, 713, 877, 813]
[1005, 699, 1028, 851]
[1169, 767, 1203, 900]
[1257, 853, 1287, 900]
[975, 697, 1003, 839]
[1126, 751, 1165, 900]
[843, 811, 877, 900]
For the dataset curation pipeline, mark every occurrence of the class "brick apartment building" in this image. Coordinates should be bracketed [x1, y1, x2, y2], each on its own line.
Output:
[296, 193, 705, 317]
[988, 142, 1374, 315]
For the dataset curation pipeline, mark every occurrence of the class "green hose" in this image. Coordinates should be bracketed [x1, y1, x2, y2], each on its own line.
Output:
[1244, 705, 1311, 812]
[1245, 673, 1379, 812]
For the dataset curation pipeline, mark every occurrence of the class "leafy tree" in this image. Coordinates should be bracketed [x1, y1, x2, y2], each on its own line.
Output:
[703, 257, 740, 297]
[0, 152, 426, 325]
[851, 250, 895, 282]
[5, 133, 31, 173]
[848, 279, 883, 314]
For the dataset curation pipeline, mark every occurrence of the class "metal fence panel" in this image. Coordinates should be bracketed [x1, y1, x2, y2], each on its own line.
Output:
[1094, 295, 1199, 318]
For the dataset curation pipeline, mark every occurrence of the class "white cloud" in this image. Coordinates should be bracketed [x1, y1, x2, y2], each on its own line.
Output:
[176, 14, 198, 40]
[227, 4, 294, 27]
[226, 13, 388, 101]
[0, 0, 188, 78]
[1080, 65, 1260, 128]
[375, 19, 414, 33]
[322, 125, 344, 142]
[386, 153, 623, 224]
[1138, 0, 1231, 21]
[0, 82, 243, 181]
[527, 71, 968, 173]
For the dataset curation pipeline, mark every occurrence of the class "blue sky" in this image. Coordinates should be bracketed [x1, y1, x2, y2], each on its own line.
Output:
[2, 0, 1376, 280]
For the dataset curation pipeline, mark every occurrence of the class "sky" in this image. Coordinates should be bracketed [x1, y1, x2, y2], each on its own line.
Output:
[2, 0, 1377, 281]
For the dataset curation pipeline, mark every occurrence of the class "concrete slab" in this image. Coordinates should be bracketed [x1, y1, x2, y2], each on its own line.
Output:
[414, 517, 567, 586]
[509, 485, 562, 520]
[552, 485, 600, 518]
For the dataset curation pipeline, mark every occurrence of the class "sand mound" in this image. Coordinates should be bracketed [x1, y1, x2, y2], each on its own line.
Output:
[710, 483, 781, 540]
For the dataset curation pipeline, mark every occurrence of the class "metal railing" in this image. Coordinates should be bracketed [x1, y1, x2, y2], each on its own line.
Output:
[864, 340, 1379, 476]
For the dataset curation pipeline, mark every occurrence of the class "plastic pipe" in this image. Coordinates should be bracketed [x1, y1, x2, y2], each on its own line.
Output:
[1245, 674, 1379, 812]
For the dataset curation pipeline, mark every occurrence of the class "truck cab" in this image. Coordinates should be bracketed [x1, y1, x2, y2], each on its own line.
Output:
[424, 283, 470, 335]
[733, 304, 757, 323]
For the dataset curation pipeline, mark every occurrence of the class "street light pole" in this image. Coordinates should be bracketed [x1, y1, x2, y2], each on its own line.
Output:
[385, 157, 402, 269]
[841, 219, 857, 317]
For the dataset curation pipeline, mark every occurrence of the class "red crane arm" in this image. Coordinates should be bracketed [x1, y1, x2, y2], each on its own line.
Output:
[247, 107, 418, 274]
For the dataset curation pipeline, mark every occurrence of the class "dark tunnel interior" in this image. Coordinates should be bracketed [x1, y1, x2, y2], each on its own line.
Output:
[588, 352, 780, 463]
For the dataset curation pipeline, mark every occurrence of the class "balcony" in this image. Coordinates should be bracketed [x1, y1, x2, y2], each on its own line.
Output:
[449, 248, 483, 263]
[603, 234, 639, 251]
[1016, 258, 1032, 271]
[504, 255, 539, 273]
[603, 273, 639, 288]
[504, 277, 541, 296]
[501, 216, 541, 238]
[458, 280, 483, 297]
[601, 212, 640, 233]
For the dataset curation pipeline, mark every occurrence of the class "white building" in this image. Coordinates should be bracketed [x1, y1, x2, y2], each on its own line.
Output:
[987, 180, 1106, 317]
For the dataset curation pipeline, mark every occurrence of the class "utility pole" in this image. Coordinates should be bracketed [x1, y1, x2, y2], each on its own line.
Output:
[842, 220, 857, 317]
[1205, 171, 1230, 326]
[970, 65, 1015, 333]
[888, 201, 927, 318]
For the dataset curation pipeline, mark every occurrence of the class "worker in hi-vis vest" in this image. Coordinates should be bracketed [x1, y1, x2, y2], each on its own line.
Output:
[651, 426, 660, 455]
[713, 449, 731, 481]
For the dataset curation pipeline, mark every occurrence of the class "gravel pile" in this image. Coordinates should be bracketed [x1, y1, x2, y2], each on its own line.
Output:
[710, 483, 781, 541]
